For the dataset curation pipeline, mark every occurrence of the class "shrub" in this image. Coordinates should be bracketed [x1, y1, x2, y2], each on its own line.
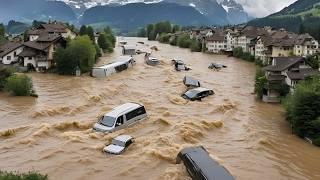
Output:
[0, 67, 15, 90]
[0, 170, 48, 180]
[54, 36, 96, 74]
[190, 39, 202, 52]
[158, 33, 171, 43]
[98, 33, 113, 53]
[5, 74, 33, 96]
[254, 68, 267, 99]
[177, 34, 191, 48]
[284, 76, 320, 146]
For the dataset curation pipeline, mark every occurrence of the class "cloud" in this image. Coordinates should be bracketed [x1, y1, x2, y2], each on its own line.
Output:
[218, 0, 297, 17]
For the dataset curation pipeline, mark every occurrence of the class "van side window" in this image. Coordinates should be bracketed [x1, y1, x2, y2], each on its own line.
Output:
[125, 106, 146, 121]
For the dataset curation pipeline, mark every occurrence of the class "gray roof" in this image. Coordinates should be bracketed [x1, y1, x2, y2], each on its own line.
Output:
[18, 48, 37, 57]
[0, 42, 23, 57]
[264, 57, 305, 72]
[287, 68, 319, 80]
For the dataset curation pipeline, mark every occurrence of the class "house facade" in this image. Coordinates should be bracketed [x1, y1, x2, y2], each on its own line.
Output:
[19, 34, 66, 72]
[0, 42, 24, 65]
[206, 31, 227, 54]
[263, 57, 318, 102]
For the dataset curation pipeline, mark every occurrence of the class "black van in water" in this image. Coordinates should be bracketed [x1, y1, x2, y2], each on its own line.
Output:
[176, 146, 235, 180]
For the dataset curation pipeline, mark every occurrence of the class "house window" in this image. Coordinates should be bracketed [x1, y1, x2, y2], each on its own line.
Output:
[28, 57, 32, 60]
[7, 56, 11, 60]
[14, 52, 17, 57]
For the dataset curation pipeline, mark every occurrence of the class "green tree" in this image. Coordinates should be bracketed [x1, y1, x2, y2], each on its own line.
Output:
[86, 26, 95, 42]
[79, 25, 87, 36]
[172, 25, 180, 33]
[147, 24, 155, 40]
[299, 23, 305, 34]
[54, 36, 96, 74]
[5, 74, 33, 96]
[284, 76, 320, 146]
[190, 39, 202, 52]
[98, 33, 113, 53]
[0, 67, 14, 90]
[254, 67, 267, 99]
[177, 34, 192, 48]
[306, 53, 319, 69]
[0, 24, 5, 44]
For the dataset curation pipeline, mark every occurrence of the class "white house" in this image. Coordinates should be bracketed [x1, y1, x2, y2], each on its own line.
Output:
[294, 34, 319, 57]
[19, 34, 66, 72]
[0, 42, 24, 65]
[206, 32, 227, 53]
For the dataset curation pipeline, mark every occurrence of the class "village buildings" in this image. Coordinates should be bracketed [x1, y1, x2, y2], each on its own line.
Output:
[0, 21, 74, 72]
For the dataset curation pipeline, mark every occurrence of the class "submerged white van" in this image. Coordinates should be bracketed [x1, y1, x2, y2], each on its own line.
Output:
[91, 56, 135, 78]
[93, 103, 147, 133]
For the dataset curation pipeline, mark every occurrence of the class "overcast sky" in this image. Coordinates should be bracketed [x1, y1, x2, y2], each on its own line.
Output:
[218, 0, 297, 17]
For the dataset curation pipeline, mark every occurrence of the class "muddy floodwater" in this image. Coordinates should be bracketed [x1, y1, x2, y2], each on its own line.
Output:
[0, 37, 319, 180]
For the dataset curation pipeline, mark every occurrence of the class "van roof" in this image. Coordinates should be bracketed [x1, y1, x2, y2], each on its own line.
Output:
[105, 103, 143, 117]
[123, 45, 136, 50]
[93, 56, 133, 69]
[179, 146, 234, 180]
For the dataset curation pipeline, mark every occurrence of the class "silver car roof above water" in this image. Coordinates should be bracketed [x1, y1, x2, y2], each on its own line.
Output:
[105, 103, 144, 117]
[113, 135, 133, 143]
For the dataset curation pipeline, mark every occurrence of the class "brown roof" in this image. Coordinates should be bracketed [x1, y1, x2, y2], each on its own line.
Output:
[264, 57, 305, 72]
[206, 30, 225, 42]
[240, 26, 267, 38]
[287, 68, 319, 80]
[0, 42, 23, 57]
[37, 33, 61, 42]
[40, 23, 67, 33]
[18, 48, 37, 57]
[23, 41, 53, 51]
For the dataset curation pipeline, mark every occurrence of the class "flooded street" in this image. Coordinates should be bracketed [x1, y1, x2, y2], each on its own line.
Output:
[0, 37, 319, 180]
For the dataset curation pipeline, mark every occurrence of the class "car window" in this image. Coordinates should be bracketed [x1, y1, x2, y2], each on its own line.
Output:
[125, 139, 132, 147]
[116, 116, 124, 127]
[100, 116, 116, 127]
[112, 139, 125, 147]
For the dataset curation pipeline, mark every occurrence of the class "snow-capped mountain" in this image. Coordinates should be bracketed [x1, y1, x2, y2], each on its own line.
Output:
[58, 0, 250, 25]
[221, 0, 252, 24]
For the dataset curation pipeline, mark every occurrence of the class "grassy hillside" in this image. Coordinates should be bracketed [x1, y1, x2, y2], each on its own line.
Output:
[248, 0, 320, 40]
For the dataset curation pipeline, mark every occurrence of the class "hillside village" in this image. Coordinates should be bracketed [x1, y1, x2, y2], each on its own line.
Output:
[169, 25, 319, 102]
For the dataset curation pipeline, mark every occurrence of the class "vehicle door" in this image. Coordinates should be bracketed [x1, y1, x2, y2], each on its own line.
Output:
[114, 115, 125, 131]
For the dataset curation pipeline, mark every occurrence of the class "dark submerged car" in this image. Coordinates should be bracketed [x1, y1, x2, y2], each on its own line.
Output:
[177, 146, 235, 180]
[172, 59, 191, 71]
[208, 63, 227, 70]
[183, 76, 201, 88]
[182, 87, 214, 101]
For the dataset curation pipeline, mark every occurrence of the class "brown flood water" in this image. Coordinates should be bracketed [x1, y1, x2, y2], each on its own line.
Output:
[0, 37, 319, 180]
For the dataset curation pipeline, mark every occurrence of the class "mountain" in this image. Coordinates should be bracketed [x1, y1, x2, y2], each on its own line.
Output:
[60, 0, 242, 25]
[0, 0, 77, 24]
[81, 2, 213, 31]
[248, 0, 320, 33]
[221, 0, 252, 24]
[5, 21, 30, 34]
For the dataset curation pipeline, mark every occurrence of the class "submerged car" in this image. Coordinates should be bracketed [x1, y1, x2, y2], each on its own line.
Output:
[182, 87, 214, 101]
[103, 135, 134, 155]
[183, 76, 201, 88]
[172, 59, 191, 71]
[177, 146, 235, 180]
[145, 53, 160, 66]
[93, 103, 147, 133]
[208, 63, 227, 70]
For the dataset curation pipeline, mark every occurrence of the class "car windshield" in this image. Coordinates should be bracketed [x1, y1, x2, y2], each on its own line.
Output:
[185, 90, 199, 98]
[100, 116, 116, 127]
[112, 139, 125, 147]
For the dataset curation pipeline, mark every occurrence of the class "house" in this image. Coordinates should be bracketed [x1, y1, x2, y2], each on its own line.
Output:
[262, 57, 318, 102]
[18, 34, 66, 71]
[235, 26, 267, 53]
[205, 30, 227, 54]
[27, 21, 76, 42]
[0, 42, 24, 65]
[294, 34, 319, 57]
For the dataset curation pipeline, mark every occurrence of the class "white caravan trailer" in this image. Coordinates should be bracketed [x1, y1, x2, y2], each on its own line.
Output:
[91, 56, 135, 78]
